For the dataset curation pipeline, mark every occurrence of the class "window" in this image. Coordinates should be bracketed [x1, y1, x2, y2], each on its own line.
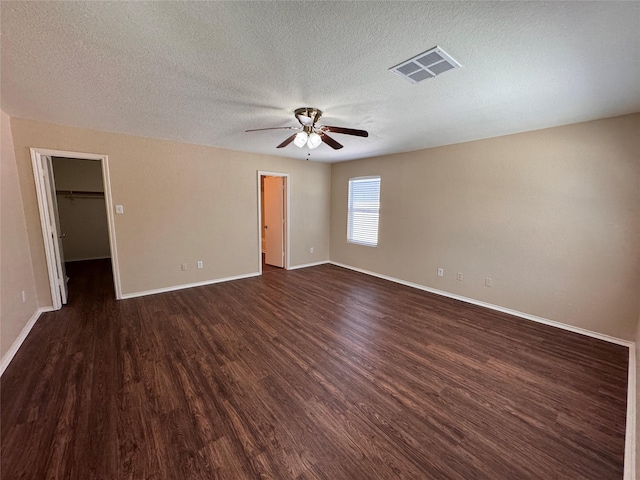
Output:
[347, 176, 381, 247]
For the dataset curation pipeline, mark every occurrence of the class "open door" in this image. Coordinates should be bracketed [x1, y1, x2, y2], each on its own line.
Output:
[40, 155, 68, 304]
[31, 148, 122, 307]
[263, 176, 284, 268]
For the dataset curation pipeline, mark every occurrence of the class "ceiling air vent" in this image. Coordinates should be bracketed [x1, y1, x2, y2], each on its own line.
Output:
[389, 46, 461, 84]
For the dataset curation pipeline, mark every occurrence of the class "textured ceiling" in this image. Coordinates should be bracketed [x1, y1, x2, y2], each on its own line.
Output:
[1, 1, 639, 163]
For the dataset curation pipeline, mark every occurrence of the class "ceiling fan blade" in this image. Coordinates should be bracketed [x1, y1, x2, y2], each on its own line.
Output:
[245, 126, 298, 133]
[276, 134, 297, 148]
[321, 125, 369, 137]
[320, 133, 343, 150]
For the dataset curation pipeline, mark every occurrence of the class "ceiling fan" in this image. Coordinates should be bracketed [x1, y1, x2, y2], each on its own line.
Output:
[245, 107, 368, 150]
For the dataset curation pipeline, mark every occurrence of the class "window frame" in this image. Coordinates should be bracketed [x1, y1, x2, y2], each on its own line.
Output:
[347, 175, 381, 247]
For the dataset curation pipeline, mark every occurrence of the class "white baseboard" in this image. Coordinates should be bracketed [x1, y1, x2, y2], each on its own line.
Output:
[624, 343, 636, 480]
[0, 306, 54, 376]
[120, 272, 261, 299]
[288, 260, 330, 270]
[330, 261, 633, 347]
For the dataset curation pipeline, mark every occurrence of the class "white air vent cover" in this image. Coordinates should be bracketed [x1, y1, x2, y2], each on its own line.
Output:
[390, 46, 461, 84]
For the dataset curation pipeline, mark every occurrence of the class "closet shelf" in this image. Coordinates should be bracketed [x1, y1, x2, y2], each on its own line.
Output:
[56, 190, 105, 199]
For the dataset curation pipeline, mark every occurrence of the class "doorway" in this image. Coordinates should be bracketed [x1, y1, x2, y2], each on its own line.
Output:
[30, 148, 122, 309]
[257, 171, 289, 273]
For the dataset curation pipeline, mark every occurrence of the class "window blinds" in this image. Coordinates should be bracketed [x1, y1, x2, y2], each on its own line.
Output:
[347, 176, 381, 247]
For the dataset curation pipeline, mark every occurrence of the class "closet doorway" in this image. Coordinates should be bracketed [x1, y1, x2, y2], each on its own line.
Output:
[30, 148, 121, 309]
[257, 171, 290, 273]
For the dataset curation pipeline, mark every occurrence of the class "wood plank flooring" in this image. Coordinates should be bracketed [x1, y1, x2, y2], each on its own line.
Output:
[1, 259, 628, 479]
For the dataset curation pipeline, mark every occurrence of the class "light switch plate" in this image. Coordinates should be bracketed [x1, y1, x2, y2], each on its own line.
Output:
[115, 205, 124, 214]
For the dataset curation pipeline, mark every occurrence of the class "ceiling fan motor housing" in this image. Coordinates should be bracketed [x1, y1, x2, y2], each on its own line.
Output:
[295, 107, 322, 126]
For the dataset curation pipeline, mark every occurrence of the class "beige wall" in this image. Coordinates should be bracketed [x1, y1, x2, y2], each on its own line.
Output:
[53, 157, 111, 261]
[331, 114, 640, 340]
[1, 110, 39, 360]
[6, 113, 638, 339]
[10, 117, 331, 303]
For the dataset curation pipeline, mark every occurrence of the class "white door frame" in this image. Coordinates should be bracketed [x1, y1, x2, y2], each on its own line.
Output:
[257, 171, 290, 273]
[30, 148, 123, 308]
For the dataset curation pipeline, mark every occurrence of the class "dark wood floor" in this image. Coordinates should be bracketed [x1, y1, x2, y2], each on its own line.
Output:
[1, 260, 628, 479]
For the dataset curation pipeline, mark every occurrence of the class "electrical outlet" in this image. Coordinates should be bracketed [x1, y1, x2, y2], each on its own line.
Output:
[181, 263, 187, 271]
[457, 272, 463, 281]
[309, 247, 314, 254]
[437, 268, 444, 277]
[485, 277, 493, 287]
[22, 290, 27, 303]
[197, 261, 203, 269]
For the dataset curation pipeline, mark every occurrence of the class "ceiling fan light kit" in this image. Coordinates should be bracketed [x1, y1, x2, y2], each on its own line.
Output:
[293, 131, 308, 147]
[307, 132, 322, 149]
[246, 106, 369, 152]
